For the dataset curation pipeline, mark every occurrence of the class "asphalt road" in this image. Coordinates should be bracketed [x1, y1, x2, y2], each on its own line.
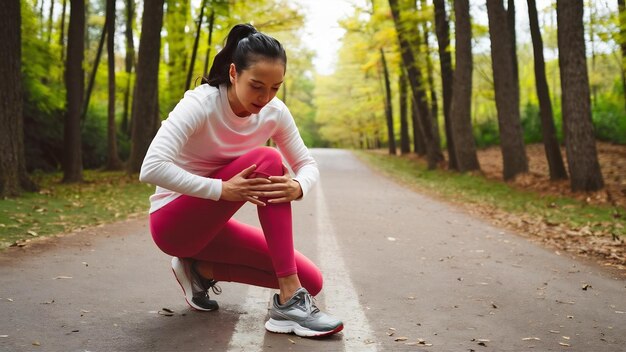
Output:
[1, 149, 624, 352]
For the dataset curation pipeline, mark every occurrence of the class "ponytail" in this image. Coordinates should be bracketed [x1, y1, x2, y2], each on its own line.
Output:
[204, 23, 287, 87]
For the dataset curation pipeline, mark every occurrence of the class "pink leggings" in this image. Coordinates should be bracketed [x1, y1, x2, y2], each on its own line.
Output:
[149, 147, 323, 295]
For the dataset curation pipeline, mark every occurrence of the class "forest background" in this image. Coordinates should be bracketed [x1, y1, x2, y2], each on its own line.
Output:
[1, 0, 625, 271]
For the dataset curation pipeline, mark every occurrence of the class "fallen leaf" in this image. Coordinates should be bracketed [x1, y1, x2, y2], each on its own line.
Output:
[53, 276, 73, 280]
[0, 335, 8, 338]
[32, 341, 40, 346]
[41, 299, 55, 304]
[158, 308, 174, 316]
[582, 284, 592, 291]
[394, 337, 408, 342]
[522, 337, 541, 341]
[615, 311, 625, 314]
[288, 338, 295, 344]
[27, 230, 38, 237]
[387, 237, 397, 242]
[562, 336, 570, 340]
[549, 330, 560, 334]
[559, 342, 570, 347]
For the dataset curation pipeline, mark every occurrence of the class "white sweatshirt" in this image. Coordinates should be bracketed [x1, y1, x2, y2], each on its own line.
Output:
[139, 84, 319, 213]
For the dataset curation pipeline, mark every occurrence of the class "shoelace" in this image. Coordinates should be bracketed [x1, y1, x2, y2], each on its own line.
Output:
[299, 291, 320, 314]
[191, 260, 222, 296]
[204, 279, 222, 295]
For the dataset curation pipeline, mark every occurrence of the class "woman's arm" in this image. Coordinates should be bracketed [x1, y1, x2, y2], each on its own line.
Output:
[139, 90, 223, 200]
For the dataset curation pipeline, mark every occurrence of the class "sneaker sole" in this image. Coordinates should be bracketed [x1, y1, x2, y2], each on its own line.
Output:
[264, 318, 344, 337]
[171, 257, 216, 312]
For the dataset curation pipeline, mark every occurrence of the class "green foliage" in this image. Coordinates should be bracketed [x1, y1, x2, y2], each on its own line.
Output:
[21, 0, 66, 172]
[521, 103, 543, 145]
[473, 118, 500, 148]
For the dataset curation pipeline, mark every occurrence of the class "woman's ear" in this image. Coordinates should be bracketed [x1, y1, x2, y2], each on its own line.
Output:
[229, 63, 237, 84]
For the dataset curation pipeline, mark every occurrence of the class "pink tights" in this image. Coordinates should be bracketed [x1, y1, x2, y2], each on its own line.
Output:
[149, 147, 323, 295]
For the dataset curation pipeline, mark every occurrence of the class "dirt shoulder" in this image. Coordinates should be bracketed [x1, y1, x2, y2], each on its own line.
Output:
[472, 142, 625, 277]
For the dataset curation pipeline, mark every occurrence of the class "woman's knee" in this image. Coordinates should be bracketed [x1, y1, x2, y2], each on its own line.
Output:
[249, 147, 283, 177]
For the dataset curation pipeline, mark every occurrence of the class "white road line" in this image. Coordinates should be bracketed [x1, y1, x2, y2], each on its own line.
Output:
[316, 182, 379, 351]
[226, 285, 273, 352]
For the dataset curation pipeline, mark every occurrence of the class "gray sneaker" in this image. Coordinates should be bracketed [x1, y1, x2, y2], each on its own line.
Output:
[171, 257, 221, 311]
[265, 287, 343, 337]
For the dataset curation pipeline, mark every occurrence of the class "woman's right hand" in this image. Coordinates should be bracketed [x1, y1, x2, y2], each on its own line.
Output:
[220, 164, 272, 206]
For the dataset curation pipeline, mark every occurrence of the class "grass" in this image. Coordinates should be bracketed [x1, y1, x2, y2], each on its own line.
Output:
[0, 170, 154, 249]
[354, 150, 625, 239]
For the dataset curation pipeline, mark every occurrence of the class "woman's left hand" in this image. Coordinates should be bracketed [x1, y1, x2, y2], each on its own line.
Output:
[249, 165, 302, 203]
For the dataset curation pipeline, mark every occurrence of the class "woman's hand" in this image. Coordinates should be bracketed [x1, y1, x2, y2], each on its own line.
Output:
[220, 165, 272, 206]
[249, 165, 303, 204]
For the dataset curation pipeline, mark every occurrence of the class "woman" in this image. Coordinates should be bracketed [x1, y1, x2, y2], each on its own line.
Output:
[139, 23, 343, 338]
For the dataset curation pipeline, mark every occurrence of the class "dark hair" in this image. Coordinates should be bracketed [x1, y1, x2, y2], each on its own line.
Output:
[204, 24, 287, 86]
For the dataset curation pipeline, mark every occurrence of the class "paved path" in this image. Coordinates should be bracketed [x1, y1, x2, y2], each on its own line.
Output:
[1, 149, 624, 351]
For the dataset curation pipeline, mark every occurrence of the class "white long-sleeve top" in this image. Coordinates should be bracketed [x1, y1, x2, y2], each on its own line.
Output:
[139, 84, 319, 213]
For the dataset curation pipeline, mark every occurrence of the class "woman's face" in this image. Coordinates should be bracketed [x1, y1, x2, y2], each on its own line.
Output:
[228, 59, 285, 117]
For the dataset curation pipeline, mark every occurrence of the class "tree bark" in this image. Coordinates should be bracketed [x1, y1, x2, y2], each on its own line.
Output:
[618, 0, 626, 112]
[486, 0, 528, 180]
[556, 0, 604, 191]
[507, 0, 519, 85]
[449, 0, 480, 172]
[380, 49, 396, 155]
[122, 0, 135, 136]
[105, 0, 122, 170]
[128, 0, 166, 174]
[186, 0, 207, 91]
[527, 0, 567, 180]
[203, 9, 215, 76]
[399, 68, 410, 154]
[388, 0, 443, 168]
[46, 0, 55, 44]
[60, 0, 67, 62]
[433, 0, 456, 170]
[0, 1, 37, 196]
[420, 4, 441, 153]
[63, 0, 85, 183]
[411, 97, 426, 156]
[82, 15, 107, 121]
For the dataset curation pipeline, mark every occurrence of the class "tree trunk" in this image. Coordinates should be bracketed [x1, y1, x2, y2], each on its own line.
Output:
[380, 49, 396, 155]
[128, 0, 166, 174]
[389, 0, 443, 168]
[186, 0, 207, 91]
[46, 0, 55, 44]
[0, 1, 37, 196]
[507, 0, 519, 85]
[450, 0, 480, 172]
[122, 0, 135, 136]
[433, 0, 456, 170]
[556, 0, 604, 191]
[420, 4, 441, 154]
[60, 0, 67, 62]
[399, 68, 410, 154]
[486, 0, 528, 180]
[527, 0, 567, 180]
[618, 0, 626, 112]
[411, 97, 426, 156]
[63, 0, 85, 183]
[203, 9, 215, 77]
[82, 16, 107, 121]
[105, 0, 122, 170]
